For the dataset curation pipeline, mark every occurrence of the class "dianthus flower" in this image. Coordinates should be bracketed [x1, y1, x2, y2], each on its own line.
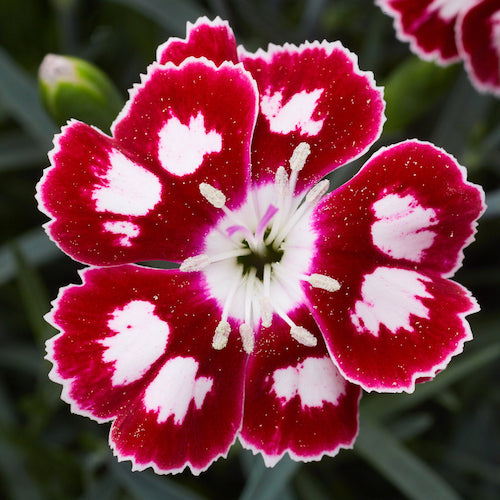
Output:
[36, 18, 485, 474]
[376, 0, 500, 96]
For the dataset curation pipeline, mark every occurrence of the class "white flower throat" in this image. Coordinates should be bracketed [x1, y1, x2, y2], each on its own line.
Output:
[180, 143, 340, 354]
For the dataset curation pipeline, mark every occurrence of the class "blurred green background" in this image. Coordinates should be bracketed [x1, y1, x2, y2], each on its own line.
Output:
[0, 0, 499, 498]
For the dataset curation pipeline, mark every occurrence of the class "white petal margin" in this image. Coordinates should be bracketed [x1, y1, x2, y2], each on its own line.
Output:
[100, 300, 170, 386]
[371, 192, 437, 262]
[157, 111, 222, 176]
[272, 356, 346, 408]
[92, 149, 162, 215]
[143, 356, 213, 425]
[350, 267, 433, 337]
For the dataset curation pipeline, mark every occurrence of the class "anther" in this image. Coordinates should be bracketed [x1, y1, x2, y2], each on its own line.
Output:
[259, 296, 273, 328]
[180, 254, 210, 272]
[305, 273, 341, 292]
[239, 323, 254, 354]
[212, 320, 231, 350]
[275, 166, 289, 197]
[289, 142, 311, 172]
[290, 325, 317, 347]
[305, 179, 330, 205]
[200, 182, 226, 208]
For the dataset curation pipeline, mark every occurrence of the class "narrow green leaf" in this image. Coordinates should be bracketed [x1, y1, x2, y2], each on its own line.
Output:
[111, 461, 205, 500]
[106, 0, 207, 34]
[355, 417, 460, 500]
[239, 454, 300, 500]
[0, 228, 61, 286]
[0, 47, 57, 150]
[361, 343, 500, 420]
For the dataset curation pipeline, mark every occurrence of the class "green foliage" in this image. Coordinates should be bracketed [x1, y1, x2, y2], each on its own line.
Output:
[39, 54, 124, 131]
[0, 1, 499, 499]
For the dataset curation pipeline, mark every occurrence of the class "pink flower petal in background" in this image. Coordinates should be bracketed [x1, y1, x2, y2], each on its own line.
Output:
[458, 0, 500, 96]
[377, 0, 500, 96]
[376, 0, 469, 63]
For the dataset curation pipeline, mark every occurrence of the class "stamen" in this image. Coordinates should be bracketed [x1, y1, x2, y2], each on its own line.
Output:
[305, 179, 330, 205]
[213, 320, 231, 350]
[180, 254, 211, 272]
[180, 249, 251, 272]
[263, 263, 272, 296]
[259, 296, 273, 328]
[290, 325, 317, 347]
[239, 323, 254, 353]
[270, 300, 318, 348]
[226, 224, 255, 244]
[289, 142, 311, 173]
[305, 273, 341, 292]
[275, 166, 289, 197]
[200, 182, 226, 208]
[274, 179, 330, 247]
[289, 142, 311, 195]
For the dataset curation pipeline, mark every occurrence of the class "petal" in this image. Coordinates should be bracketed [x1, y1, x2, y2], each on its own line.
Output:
[46, 265, 246, 474]
[306, 140, 484, 392]
[307, 267, 477, 393]
[240, 307, 361, 466]
[239, 41, 385, 192]
[313, 140, 484, 277]
[376, 0, 465, 63]
[457, 0, 500, 96]
[37, 59, 258, 265]
[156, 17, 238, 66]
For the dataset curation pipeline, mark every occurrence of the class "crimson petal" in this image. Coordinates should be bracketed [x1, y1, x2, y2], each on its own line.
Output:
[156, 17, 238, 66]
[37, 59, 258, 265]
[239, 41, 385, 192]
[46, 265, 246, 474]
[240, 307, 361, 465]
[458, 0, 500, 96]
[376, 0, 463, 63]
[306, 140, 484, 392]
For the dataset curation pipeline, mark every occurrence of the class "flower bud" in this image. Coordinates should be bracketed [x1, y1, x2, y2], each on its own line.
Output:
[38, 54, 123, 130]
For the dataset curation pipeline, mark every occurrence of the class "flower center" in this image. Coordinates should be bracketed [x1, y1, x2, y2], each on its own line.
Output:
[180, 143, 340, 354]
[237, 232, 284, 281]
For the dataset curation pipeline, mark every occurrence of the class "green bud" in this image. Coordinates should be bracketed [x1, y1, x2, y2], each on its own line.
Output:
[38, 54, 124, 131]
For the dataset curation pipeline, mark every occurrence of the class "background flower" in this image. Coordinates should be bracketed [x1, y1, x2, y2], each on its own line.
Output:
[376, 0, 500, 96]
[0, 1, 499, 498]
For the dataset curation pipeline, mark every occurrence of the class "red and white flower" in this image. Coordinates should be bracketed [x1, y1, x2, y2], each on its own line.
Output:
[377, 0, 500, 96]
[36, 17, 485, 474]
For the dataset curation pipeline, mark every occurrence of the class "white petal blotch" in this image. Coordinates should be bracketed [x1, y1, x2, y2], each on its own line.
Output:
[350, 266, 433, 337]
[102, 300, 170, 386]
[143, 356, 213, 425]
[272, 356, 346, 408]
